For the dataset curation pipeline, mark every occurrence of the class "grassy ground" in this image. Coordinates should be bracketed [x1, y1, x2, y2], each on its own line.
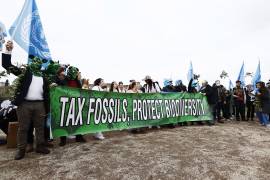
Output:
[0, 120, 270, 180]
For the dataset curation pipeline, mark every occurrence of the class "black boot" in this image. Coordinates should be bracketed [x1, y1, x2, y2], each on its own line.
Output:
[44, 141, 54, 148]
[59, 136, 67, 146]
[76, 135, 86, 143]
[36, 145, 50, 154]
[15, 149, 26, 160]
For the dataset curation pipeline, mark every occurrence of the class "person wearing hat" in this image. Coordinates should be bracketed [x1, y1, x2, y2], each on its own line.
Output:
[141, 75, 161, 93]
[162, 79, 175, 92]
[142, 75, 161, 129]
[174, 80, 187, 92]
[233, 80, 246, 121]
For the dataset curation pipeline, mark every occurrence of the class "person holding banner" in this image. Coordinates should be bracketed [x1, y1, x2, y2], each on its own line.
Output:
[92, 78, 106, 140]
[54, 66, 87, 146]
[141, 76, 161, 129]
[200, 80, 215, 125]
[109, 81, 118, 92]
[141, 75, 161, 93]
[118, 81, 126, 93]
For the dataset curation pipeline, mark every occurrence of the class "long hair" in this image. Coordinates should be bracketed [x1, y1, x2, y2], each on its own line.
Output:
[109, 81, 117, 92]
[130, 82, 137, 90]
[94, 78, 103, 86]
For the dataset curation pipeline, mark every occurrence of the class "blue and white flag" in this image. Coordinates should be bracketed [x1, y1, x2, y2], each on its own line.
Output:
[0, 21, 7, 37]
[237, 61, 245, 86]
[252, 61, 261, 89]
[229, 79, 234, 90]
[0, 21, 7, 51]
[187, 61, 193, 81]
[9, 0, 51, 67]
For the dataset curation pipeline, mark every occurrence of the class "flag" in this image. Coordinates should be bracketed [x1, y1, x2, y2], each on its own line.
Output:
[0, 21, 7, 51]
[229, 79, 234, 90]
[187, 61, 193, 81]
[237, 61, 245, 86]
[252, 61, 261, 89]
[0, 21, 7, 36]
[9, 0, 51, 67]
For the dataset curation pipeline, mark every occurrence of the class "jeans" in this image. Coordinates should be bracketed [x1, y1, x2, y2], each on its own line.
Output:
[256, 112, 269, 125]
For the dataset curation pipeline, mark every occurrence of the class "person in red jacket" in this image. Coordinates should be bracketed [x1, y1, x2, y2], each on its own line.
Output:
[57, 66, 87, 146]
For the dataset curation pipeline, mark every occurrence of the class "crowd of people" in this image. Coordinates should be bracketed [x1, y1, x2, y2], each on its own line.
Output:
[1, 41, 270, 161]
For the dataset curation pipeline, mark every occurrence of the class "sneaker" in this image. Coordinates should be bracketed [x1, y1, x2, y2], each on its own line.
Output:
[94, 132, 105, 140]
[266, 124, 270, 128]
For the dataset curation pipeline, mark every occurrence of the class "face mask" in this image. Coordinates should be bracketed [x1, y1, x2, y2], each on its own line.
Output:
[67, 66, 79, 80]
[29, 58, 43, 76]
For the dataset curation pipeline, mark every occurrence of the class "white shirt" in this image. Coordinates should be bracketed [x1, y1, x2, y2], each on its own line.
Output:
[118, 89, 126, 93]
[92, 86, 103, 91]
[25, 76, 44, 100]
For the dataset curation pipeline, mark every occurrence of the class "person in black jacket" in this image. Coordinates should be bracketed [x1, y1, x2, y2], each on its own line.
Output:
[2, 41, 50, 160]
[200, 80, 215, 125]
[212, 81, 226, 123]
[245, 85, 255, 121]
[174, 80, 187, 92]
[162, 79, 175, 92]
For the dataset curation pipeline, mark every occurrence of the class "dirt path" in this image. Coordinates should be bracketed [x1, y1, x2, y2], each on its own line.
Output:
[0, 121, 270, 180]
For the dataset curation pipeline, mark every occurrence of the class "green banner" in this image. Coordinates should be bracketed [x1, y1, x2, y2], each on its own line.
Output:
[50, 87, 213, 138]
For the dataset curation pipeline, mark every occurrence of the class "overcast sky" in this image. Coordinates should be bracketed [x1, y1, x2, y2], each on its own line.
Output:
[1, 0, 270, 86]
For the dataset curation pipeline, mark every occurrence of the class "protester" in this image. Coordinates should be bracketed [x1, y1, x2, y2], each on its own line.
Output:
[188, 78, 198, 93]
[254, 82, 270, 127]
[162, 79, 175, 92]
[141, 75, 161, 93]
[223, 90, 232, 120]
[174, 80, 187, 92]
[109, 81, 118, 92]
[0, 100, 17, 143]
[200, 80, 215, 125]
[2, 42, 50, 160]
[82, 79, 90, 90]
[92, 78, 106, 140]
[118, 81, 126, 93]
[212, 80, 226, 123]
[142, 75, 161, 128]
[266, 81, 270, 90]
[54, 66, 87, 146]
[233, 80, 246, 121]
[245, 85, 255, 121]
